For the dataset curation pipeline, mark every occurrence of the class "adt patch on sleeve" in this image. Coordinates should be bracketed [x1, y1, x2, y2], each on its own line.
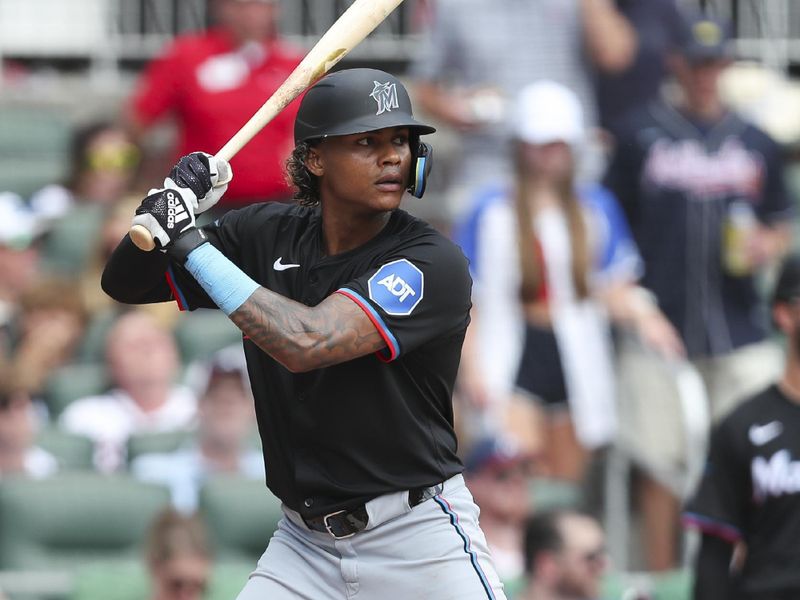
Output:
[368, 259, 424, 316]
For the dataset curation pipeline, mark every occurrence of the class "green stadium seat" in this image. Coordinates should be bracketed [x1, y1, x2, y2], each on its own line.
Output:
[529, 477, 583, 511]
[0, 473, 170, 570]
[42, 362, 109, 419]
[198, 476, 282, 562]
[75, 310, 118, 364]
[70, 559, 254, 600]
[36, 427, 94, 471]
[0, 105, 71, 198]
[173, 309, 243, 364]
[652, 569, 692, 600]
[40, 204, 106, 276]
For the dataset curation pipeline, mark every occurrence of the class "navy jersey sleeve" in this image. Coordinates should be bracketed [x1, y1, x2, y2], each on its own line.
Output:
[683, 417, 749, 543]
[752, 129, 794, 224]
[603, 130, 646, 227]
[335, 235, 472, 361]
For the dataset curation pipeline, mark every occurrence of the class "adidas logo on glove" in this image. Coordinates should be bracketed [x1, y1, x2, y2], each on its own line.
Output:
[166, 190, 189, 230]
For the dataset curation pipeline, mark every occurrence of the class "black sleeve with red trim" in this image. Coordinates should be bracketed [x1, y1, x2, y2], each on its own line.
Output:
[335, 235, 472, 361]
[683, 417, 748, 543]
[692, 533, 736, 600]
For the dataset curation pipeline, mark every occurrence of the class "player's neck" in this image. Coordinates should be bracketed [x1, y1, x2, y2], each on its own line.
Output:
[320, 209, 392, 257]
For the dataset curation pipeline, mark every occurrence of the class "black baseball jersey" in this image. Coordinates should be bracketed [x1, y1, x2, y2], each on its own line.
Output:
[684, 385, 800, 595]
[165, 203, 470, 517]
[604, 101, 794, 358]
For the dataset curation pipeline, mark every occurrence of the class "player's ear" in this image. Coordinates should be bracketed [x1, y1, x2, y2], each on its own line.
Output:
[305, 145, 324, 177]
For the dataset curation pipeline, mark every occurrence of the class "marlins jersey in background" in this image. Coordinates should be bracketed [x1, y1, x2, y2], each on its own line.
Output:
[684, 385, 800, 595]
[604, 100, 794, 357]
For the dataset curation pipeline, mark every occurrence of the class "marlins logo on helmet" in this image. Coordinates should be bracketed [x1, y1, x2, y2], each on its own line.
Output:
[371, 81, 399, 115]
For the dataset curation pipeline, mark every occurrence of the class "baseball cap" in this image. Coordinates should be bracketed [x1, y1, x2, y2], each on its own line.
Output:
[679, 14, 734, 63]
[0, 192, 47, 250]
[509, 80, 584, 146]
[773, 254, 800, 305]
[464, 434, 532, 475]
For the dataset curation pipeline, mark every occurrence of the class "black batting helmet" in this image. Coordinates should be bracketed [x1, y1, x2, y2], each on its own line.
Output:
[294, 68, 436, 144]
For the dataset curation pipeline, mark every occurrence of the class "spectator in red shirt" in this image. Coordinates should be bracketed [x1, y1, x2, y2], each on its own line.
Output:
[126, 0, 304, 209]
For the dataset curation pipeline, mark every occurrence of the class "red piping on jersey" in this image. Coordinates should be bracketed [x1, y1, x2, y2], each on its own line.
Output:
[165, 270, 188, 311]
[682, 512, 741, 543]
[334, 289, 398, 362]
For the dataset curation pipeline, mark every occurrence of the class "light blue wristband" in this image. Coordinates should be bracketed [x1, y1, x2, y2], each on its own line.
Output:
[184, 243, 260, 315]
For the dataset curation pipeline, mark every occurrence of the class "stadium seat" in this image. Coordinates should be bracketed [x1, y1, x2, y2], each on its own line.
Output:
[652, 569, 692, 600]
[42, 363, 109, 419]
[529, 477, 583, 511]
[126, 429, 195, 465]
[173, 309, 243, 364]
[0, 105, 70, 198]
[70, 559, 254, 600]
[198, 476, 282, 562]
[0, 473, 169, 570]
[36, 427, 94, 471]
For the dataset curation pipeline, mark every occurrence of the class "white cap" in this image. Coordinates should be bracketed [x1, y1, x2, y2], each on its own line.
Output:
[509, 80, 584, 145]
[0, 192, 46, 250]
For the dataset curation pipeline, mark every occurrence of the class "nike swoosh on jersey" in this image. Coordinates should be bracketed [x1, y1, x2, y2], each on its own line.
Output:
[749, 421, 783, 446]
[273, 257, 301, 271]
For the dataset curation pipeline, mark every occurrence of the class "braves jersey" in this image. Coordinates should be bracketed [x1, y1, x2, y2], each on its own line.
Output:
[604, 101, 794, 357]
[165, 203, 470, 517]
[684, 385, 800, 595]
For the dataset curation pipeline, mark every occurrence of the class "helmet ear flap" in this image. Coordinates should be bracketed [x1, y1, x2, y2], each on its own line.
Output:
[407, 141, 433, 198]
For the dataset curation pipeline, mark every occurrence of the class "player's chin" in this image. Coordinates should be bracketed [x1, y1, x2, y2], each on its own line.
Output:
[371, 185, 405, 209]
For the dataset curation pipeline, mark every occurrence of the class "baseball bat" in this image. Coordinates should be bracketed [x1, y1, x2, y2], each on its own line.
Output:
[130, 0, 407, 251]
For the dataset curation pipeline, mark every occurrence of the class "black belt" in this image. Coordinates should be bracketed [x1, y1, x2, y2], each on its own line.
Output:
[303, 483, 443, 539]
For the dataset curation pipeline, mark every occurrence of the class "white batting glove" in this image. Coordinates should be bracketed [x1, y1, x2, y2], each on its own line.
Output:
[131, 184, 198, 250]
[167, 152, 232, 214]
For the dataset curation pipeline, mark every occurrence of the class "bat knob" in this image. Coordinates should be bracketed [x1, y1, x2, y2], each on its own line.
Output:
[130, 224, 156, 251]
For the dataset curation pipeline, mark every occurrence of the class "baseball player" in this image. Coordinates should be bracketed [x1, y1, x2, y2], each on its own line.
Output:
[102, 68, 506, 599]
[684, 254, 800, 600]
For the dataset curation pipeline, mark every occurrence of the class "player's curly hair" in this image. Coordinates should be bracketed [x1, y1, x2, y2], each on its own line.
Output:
[285, 142, 320, 207]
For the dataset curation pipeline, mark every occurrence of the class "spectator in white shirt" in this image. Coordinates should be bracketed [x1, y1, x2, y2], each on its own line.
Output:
[60, 309, 196, 472]
[132, 345, 263, 512]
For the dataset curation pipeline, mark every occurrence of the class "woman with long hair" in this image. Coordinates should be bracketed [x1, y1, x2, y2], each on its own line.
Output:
[459, 81, 683, 481]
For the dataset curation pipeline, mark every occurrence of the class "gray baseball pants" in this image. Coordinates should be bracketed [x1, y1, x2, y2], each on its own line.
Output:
[235, 474, 507, 599]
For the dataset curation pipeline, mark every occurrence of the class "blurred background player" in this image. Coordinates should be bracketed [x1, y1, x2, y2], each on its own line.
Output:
[125, 0, 303, 210]
[605, 13, 794, 571]
[684, 253, 800, 600]
[518, 509, 608, 600]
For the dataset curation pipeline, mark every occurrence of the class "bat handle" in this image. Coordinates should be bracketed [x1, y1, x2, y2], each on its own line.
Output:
[130, 224, 156, 251]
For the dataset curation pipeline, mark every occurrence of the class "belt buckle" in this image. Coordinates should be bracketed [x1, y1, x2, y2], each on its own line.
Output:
[323, 509, 356, 539]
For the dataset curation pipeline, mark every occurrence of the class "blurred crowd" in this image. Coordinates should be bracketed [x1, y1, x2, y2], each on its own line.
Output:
[1, 0, 799, 599]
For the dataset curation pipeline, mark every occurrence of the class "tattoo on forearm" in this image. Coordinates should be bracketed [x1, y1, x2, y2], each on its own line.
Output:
[229, 287, 385, 370]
